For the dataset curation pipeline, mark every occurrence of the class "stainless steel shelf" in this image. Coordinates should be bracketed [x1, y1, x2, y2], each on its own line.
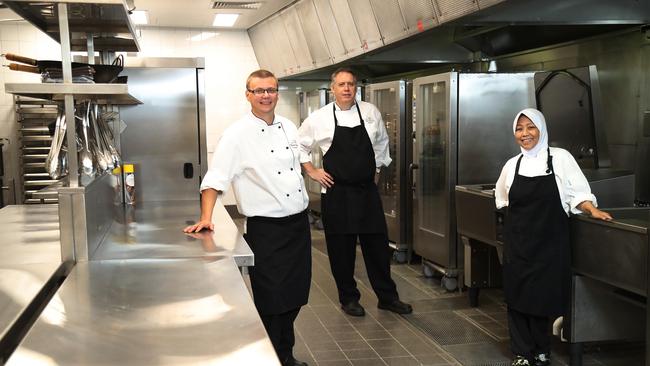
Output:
[3, 0, 140, 52]
[5, 83, 142, 105]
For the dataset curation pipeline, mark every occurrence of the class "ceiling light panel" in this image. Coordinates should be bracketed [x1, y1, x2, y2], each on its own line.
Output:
[213, 13, 239, 27]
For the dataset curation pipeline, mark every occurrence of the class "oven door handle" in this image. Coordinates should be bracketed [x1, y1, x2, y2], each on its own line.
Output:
[409, 163, 419, 192]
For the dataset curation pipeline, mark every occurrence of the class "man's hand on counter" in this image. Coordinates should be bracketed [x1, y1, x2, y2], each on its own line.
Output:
[183, 220, 214, 233]
[184, 188, 219, 233]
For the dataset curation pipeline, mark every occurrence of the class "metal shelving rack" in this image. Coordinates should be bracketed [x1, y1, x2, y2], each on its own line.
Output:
[15, 96, 60, 204]
[3, 0, 141, 190]
[3, 0, 141, 264]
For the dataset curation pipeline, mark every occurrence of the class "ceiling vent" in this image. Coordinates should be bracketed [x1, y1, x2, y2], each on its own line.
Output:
[211, 1, 263, 10]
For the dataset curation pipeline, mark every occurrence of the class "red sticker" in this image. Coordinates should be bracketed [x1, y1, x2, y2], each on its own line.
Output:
[417, 20, 424, 32]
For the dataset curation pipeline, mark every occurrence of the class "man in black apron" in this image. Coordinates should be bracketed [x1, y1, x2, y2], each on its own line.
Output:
[299, 68, 412, 317]
[185, 70, 311, 366]
[496, 109, 611, 366]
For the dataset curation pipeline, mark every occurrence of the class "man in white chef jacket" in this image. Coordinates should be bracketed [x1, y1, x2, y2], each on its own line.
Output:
[298, 67, 412, 317]
[184, 69, 311, 366]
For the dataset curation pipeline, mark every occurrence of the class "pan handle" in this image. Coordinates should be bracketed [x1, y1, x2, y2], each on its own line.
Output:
[6, 63, 40, 74]
[3, 53, 38, 66]
[112, 54, 124, 66]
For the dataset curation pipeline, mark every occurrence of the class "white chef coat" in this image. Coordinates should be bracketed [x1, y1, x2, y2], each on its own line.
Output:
[200, 112, 309, 218]
[298, 100, 392, 168]
[495, 147, 597, 216]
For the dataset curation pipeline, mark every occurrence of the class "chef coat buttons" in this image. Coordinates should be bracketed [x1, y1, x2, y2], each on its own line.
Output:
[278, 171, 281, 174]
[271, 150, 274, 153]
[278, 126, 281, 129]
[286, 194, 290, 197]
[286, 146, 289, 149]
[298, 189, 302, 192]
[290, 168, 294, 171]
[261, 129, 265, 132]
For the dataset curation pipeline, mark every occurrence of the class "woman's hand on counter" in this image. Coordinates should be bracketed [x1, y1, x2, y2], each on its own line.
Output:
[578, 201, 613, 221]
[183, 220, 214, 233]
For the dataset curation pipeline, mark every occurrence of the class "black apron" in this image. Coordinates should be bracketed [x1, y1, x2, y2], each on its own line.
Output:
[321, 103, 386, 235]
[503, 148, 570, 317]
[244, 210, 311, 315]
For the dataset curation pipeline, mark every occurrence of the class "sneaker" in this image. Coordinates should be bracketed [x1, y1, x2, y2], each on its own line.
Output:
[533, 353, 550, 366]
[512, 355, 530, 366]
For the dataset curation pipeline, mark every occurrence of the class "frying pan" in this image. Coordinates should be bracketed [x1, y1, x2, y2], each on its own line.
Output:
[3, 53, 123, 83]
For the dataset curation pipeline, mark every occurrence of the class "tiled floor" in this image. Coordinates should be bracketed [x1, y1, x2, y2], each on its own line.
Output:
[235, 217, 644, 365]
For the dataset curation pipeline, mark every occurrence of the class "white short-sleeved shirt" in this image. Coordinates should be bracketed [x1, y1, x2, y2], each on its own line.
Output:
[495, 147, 597, 216]
[200, 112, 308, 218]
[298, 100, 392, 167]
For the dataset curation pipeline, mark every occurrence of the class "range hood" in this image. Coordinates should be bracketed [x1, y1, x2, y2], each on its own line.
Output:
[247, 0, 649, 81]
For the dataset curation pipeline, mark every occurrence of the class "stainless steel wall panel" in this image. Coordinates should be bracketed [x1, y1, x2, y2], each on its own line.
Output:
[398, 0, 438, 33]
[281, 7, 315, 73]
[120, 67, 203, 202]
[433, 0, 479, 23]
[346, 0, 384, 52]
[477, 0, 505, 9]
[327, 0, 364, 58]
[295, 0, 333, 68]
[312, 0, 347, 62]
[457, 73, 535, 184]
[248, 24, 277, 73]
[369, 0, 408, 44]
[268, 15, 298, 76]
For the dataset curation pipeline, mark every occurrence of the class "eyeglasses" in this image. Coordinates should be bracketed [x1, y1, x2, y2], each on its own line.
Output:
[247, 88, 279, 96]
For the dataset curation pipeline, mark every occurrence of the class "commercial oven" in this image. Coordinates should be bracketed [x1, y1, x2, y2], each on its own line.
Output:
[412, 72, 535, 290]
[365, 80, 412, 262]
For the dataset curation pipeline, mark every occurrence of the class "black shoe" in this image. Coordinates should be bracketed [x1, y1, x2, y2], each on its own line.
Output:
[377, 299, 413, 314]
[282, 356, 308, 366]
[532, 353, 550, 366]
[341, 301, 365, 316]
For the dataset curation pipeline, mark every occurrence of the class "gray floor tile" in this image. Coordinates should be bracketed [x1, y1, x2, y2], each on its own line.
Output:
[317, 360, 353, 366]
[330, 331, 364, 342]
[350, 359, 386, 366]
[311, 349, 348, 362]
[343, 349, 381, 360]
[336, 340, 372, 351]
[383, 356, 421, 365]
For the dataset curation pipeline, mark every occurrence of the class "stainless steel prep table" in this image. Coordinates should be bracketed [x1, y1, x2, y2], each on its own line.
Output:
[93, 200, 253, 267]
[0, 205, 66, 361]
[0, 205, 61, 266]
[6, 258, 279, 366]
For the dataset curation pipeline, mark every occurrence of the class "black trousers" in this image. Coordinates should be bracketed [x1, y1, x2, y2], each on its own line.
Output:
[325, 232, 398, 305]
[260, 307, 301, 363]
[507, 307, 550, 359]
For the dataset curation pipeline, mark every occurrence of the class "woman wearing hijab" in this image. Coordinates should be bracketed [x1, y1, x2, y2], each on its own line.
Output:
[495, 108, 612, 366]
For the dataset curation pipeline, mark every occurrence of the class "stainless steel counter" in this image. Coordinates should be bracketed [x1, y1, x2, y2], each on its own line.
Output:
[0, 205, 66, 361]
[93, 200, 253, 267]
[6, 258, 279, 366]
[0, 201, 272, 365]
[0, 205, 61, 266]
